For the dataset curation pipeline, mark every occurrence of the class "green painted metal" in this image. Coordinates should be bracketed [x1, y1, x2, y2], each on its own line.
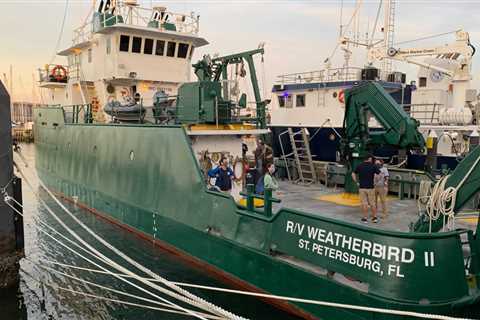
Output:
[183, 48, 268, 128]
[341, 82, 425, 193]
[33, 107, 480, 319]
[414, 145, 480, 234]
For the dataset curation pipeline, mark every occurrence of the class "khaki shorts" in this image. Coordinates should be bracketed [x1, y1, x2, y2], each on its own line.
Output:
[359, 188, 376, 208]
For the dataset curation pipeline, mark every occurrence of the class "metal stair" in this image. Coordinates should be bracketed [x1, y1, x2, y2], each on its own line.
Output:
[287, 128, 317, 185]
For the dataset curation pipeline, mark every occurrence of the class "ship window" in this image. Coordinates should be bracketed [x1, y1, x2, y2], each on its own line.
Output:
[144, 38, 154, 54]
[88, 48, 92, 63]
[119, 35, 130, 52]
[296, 94, 305, 107]
[177, 43, 189, 58]
[155, 40, 165, 56]
[419, 77, 427, 87]
[285, 95, 293, 108]
[106, 37, 111, 54]
[166, 41, 176, 57]
[132, 37, 142, 53]
[278, 95, 285, 107]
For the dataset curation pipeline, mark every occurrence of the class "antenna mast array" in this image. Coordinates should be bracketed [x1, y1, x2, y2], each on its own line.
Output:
[383, 0, 396, 74]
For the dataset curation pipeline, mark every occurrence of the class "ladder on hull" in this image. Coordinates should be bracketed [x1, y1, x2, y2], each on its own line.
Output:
[279, 128, 317, 185]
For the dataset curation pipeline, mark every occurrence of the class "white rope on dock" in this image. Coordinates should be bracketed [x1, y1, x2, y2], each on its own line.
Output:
[39, 259, 475, 320]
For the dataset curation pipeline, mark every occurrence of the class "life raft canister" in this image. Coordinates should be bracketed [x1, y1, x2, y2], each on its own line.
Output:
[338, 89, 345, 104]
[51, 65, 68, 81]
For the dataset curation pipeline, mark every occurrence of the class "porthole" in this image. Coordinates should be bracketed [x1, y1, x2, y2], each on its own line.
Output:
[129, 150, 135, 161]
[332, 92, 338, 98]
[93, 145, 97, 152]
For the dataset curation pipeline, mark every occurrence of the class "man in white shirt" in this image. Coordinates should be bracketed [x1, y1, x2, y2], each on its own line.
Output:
[374, 159, 389, 219]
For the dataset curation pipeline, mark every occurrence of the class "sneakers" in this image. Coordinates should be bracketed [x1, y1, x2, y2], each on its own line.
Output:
[372, 217, 378, 223]
[361, 217, 368, 223]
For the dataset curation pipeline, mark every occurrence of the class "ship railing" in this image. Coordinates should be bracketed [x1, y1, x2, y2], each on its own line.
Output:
[276, 67, 363, 85]
[276, 67, 404, 85]
[63, 104, 93, 124]
[72, 4, 200, 47]
[403, 103, 442, 125]
[37, 64, 69, 84]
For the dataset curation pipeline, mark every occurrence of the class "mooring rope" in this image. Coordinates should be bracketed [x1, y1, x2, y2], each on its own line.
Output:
[21, 268, 226, 320]
[37, 180, 246, 320]
[3, 195, 217, 320]
[37, 257, 475, 320]
[5, 162, 247, 320]
[6, 153, 476, 320]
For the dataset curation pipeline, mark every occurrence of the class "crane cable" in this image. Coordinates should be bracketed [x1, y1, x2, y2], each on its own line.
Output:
[49, 0, 70, 65]
[369, 0, 383, 47]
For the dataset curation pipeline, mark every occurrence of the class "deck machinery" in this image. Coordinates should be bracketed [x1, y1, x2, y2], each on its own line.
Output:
[175, 48, 268, 128]
[341, 82, 425, 193]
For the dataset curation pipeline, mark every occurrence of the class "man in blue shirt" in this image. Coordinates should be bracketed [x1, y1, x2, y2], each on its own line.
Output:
[208, 157, 235, 192]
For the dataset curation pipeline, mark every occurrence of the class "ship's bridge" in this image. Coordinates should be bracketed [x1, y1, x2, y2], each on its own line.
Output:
[55, 2, 208, 88]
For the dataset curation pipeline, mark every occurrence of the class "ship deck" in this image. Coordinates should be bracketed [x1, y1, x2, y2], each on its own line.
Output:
[273, 181, 476, 232]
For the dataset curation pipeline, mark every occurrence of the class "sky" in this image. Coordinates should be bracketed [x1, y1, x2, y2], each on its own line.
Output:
[0, 0, 479, 102]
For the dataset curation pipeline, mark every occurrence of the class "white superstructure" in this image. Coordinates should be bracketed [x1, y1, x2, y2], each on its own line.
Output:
[38, 1, 207, 122]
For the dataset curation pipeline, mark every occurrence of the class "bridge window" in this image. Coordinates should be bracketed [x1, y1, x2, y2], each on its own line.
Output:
[144, 38, 154, 54]
[155, 40, 165, 56]
[166, 41, 176, 57]
[119, 35, 130, 52]
[177, 43, 189, 58]
[296, 94, 305, 107]
[419, 77, 427, 87]
[285, 95, 293, 108]
[132, 36, 142, 53]
[278, 94, 293, 108]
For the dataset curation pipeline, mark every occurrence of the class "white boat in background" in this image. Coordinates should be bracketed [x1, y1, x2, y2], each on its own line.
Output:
[268, 0, 479, 175]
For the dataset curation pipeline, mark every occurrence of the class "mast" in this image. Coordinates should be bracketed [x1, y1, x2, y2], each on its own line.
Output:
[383, 0, 396, 74]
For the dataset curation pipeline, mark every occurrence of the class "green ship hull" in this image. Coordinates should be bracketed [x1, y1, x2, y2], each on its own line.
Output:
[34, 107, 480, 320]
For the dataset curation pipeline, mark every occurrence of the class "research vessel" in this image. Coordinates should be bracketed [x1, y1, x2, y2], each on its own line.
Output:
[34, 1, 480, 319]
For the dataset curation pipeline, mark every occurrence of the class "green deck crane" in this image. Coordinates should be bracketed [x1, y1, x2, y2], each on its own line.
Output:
[341, 82, 425, 193]
[175, 48, 269, 129]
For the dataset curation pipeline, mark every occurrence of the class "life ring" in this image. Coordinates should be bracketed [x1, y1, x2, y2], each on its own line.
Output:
[338, 90, 345, 104]
[233, 156, 244, 182]
[51, 65, 68, 82]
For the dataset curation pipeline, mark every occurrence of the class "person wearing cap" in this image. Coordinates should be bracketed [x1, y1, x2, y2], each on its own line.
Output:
[351, 154, 381, 223]
[374, 159, 389, 218]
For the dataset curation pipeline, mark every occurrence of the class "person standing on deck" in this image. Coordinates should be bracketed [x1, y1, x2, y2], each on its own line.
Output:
[351, 155, 380, 223]
[208, 157, 235, 193]
[264, 163, 279, 192]
[254, 139, 273, 182]
[374, 159, 389, 219]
